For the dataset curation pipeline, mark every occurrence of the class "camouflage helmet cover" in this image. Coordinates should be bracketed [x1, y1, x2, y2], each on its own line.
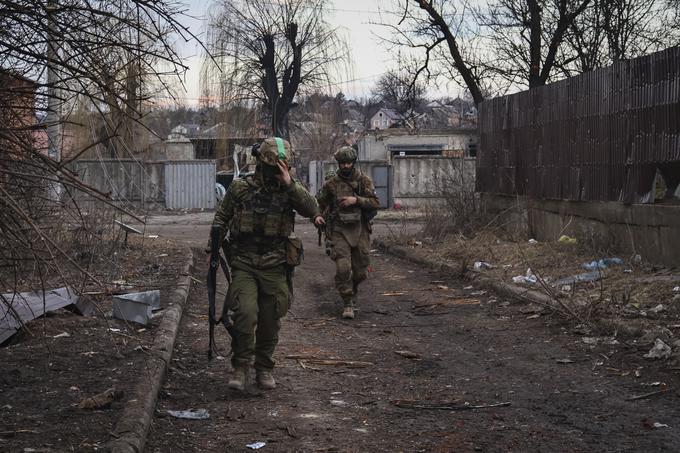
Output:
[258, 137, 292, 166]
[334, 146, 357, 163]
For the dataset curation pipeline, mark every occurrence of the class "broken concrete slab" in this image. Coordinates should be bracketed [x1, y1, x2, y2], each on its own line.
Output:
[0, 287, 78, 344]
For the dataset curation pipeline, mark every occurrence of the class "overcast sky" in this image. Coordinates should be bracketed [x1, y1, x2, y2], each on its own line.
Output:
[173, 0, 458, 107]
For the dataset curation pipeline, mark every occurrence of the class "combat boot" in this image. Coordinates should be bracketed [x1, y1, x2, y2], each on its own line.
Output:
[342, 306, 355, 319]
[228, 365, 247, 391]
[256, 370, 276, 390]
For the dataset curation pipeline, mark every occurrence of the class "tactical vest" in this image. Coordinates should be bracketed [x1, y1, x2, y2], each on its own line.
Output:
[333, 177, 362, 224]
[231, 178, 295, 239]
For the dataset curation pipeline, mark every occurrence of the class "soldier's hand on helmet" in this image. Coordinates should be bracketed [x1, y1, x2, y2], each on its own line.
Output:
[274, 160, 292, 186]
[314, 215, 326, 226]
[338, 196, 357, 207]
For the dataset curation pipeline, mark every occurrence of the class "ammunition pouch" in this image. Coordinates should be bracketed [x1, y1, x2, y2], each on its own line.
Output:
[286, 235, 304, 267]
[336, 210, 362, 224]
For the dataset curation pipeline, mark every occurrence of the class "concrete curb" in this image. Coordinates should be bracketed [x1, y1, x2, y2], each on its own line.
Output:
[373, 239, 556, 307]
[106, 253, 194, 453]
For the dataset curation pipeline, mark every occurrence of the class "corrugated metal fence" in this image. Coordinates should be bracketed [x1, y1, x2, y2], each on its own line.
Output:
[68, 159, 216, 209]
[164, 161, 215, 210]
[477, 46, 680, 202]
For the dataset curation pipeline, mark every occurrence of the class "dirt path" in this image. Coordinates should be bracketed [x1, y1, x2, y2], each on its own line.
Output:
[145, 221, 679, 453]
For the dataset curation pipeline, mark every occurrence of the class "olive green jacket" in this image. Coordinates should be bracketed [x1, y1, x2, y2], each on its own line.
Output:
[211, 175, 320, 268]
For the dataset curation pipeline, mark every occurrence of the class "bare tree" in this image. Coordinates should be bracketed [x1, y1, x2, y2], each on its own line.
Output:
[371, 67, 427, 115]
[0, 1, 198, 292]
[202, 0, 349, 139]
[383, 0, 593, 104]
[293, 92, 348, 163]
[563, 0, 680, 74]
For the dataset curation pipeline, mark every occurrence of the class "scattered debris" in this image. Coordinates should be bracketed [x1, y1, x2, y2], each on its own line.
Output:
[412, 298, 480, 315]
[329, 399, 348, 407]
[395, 350, 421, 359]
[473, 261, 493, 271]
[556, 358, 575, 364]
[553, 271, 603, 286]
[245, 441, 267, 450]
[528, 239, 538, 244]
[512, 269, 538, 285]
[639, 328, 673, 345]
[114, 220, 143, 247]
[520, 304, 543, 314]
[112, 290, 161, 325]
[287, 356, 374, 368]
[582, 337, 599, 345]
[649, 304, 666, 314]
[558, 235, 577, 244]
[582, 258, 623, 271]
[0, 287, 79, 343]
[77, 388, 124, 410]
[166, 409, 210, 420]
[380, 291, 406, 297]
[643, 339, 672, 360]
[53, 332, 70, 339]
[674, 286, 680, 293]
[391, 400, 510, 411]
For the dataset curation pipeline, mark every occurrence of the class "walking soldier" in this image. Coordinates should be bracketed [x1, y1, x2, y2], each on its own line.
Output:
[209, 137, 319, 391]
[314, 146, 380, 319]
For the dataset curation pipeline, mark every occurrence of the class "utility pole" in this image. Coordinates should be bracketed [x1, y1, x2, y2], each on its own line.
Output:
[46, 0, 61, 163]
[46, 0, 63, 201]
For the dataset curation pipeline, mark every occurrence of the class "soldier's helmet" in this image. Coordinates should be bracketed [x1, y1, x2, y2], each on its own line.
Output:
[257, 137, 293, 167]
[333, 146, 357, 164]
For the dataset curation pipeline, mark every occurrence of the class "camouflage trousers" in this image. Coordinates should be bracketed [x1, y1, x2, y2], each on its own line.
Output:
[224, 261, 290, 371]
[329, 226, 371, 306]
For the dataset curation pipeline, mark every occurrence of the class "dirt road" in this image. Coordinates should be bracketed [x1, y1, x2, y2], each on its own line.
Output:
[145, 218, 679, 452]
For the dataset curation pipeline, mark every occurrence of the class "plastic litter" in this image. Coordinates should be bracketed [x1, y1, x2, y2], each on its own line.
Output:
[643, 339, 672, 360]
[166, 409, 210, 420]
[512, 268, 537, 284]
[649, 304, 666, 314]
[558, 235, 577, 244]
[653, 422, 669, 429]
[673, 286, 680, 293]
[246, 442, 267, 450]
[528, 239, 538, 244]
[553, 271, 603, 286]
[582, 258, 623, 271]
[474, 261, 493, 270]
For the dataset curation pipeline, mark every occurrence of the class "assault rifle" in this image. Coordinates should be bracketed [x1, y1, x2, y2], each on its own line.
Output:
[207, 225, 231, 360]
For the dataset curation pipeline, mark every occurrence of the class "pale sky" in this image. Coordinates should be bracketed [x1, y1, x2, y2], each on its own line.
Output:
[173, 0, 458, 107]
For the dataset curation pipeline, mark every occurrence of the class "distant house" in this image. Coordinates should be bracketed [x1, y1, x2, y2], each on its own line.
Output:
[370, 108, 401, 130]
[168, 123, 201, 139]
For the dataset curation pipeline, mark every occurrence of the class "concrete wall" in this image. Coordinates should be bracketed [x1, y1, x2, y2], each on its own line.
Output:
[392, 157, 476, 208]
[358, 129, 478, 162]
[311, 156, 476, 209]
[481, 193, 680, 267]
[146, 138, 195, 161]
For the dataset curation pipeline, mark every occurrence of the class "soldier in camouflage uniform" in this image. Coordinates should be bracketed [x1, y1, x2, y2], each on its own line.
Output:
[314, 146, 380, 319]
[210, 137, 319, 391]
